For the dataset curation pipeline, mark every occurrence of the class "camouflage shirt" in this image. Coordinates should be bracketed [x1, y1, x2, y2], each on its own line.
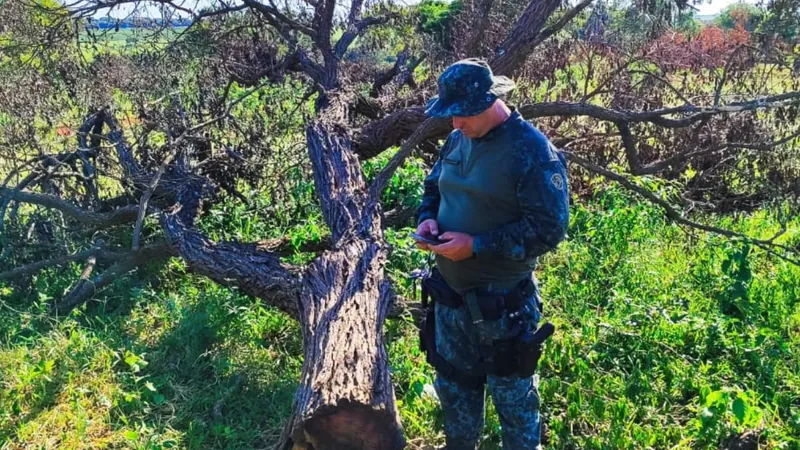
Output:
[416, 109, 570, 294]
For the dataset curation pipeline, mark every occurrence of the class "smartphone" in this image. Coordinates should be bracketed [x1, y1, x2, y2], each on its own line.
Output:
[410, 232, 443, 246]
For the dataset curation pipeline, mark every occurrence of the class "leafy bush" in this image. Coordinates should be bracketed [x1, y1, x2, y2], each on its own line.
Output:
[416, 0, 463, 49]
[716, 3, 765, 32]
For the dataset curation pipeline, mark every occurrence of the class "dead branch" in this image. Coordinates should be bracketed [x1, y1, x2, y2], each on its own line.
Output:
[51, 243, 175, 313]
[563, 151, 800, 265]
[0, 188, 139, 226]
[161, 212, 302, 320]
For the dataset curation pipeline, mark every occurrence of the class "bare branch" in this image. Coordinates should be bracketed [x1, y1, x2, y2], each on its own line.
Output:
[530, 0, 593, 49]
[63, 253, 98, 305]
[242, 0, 317, 38]
[334, 13, 397, 58]
[51, 243, 175, 314]
[368, 117, 448, 203]
[563, 151, 800, 265]
[518, 93, 800, 125]
[0, 188, 139, 226]
[312, 0, 337, 63]
[353, 108, 450, 159]
[0, 247, 100, 281]
[161, 213, 302, 319]
[639, 130, 800, 175]
[132, 147, 178, 250]
[346, 0, 365, 25]
[616, 121, 642, 173]
[489, 0, 563, 76]
[382, 204, 417, 229]
[371, 47, 410, 97]
[714, 45, 748, 107]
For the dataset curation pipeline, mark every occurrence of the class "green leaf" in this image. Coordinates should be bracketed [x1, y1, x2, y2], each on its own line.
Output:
[706, 390, 725, 406]
[124, 352, 139, 367]
[732, 397, 748, 424]
[123, 430, 138, 441]
[144, 381, 157, 392]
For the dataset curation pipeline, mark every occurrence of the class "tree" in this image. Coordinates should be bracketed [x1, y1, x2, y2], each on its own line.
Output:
[675, 9, 702, 36]
[758, 0, 799, 43]
[1, 0, 799, 448]
[716, 2, 765, 32]
[417, 0, 463, 50]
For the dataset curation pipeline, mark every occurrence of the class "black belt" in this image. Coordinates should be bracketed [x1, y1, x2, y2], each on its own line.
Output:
[421, 269, 537, 321]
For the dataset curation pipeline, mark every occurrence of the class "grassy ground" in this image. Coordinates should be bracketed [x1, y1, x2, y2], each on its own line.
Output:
[1, 183, 799, 449]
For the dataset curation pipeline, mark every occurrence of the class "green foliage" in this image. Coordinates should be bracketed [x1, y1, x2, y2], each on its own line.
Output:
[2, 185, 800, 448]
[2, 3, 800, 447]
[758, 0, 800, 42]
[675, 10, 702, 36]
[416, 0, 463, 49]
[715, 3, 765, 32]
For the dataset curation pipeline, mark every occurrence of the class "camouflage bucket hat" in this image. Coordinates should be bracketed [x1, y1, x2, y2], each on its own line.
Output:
[425, 58, 515, 118]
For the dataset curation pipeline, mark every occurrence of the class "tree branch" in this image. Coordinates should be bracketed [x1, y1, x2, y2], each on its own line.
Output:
[0, 187, 139, 226]
[352, 108, 450, 159]
[312, 0, 337, 68]
[346, 0, 365, 26]
[47, 243, 175, 313]
[334, 14, 396, 59]
[370, 47, 410, 97]
[518, 93, 800, 124]
[306, 120, 372, 242]
[368, 117, 448, 204]
[489, 0, 563, 76]
[616, 121, 642, 173]
[530, 0, 593, 48]
[242, 0, 317, 38]
[353, 90, 800, 163]
[638, 130, 800, 175]
[0, 247, 103, 281]
[563, 151, 800, 265]
[161, 213, 302, 319]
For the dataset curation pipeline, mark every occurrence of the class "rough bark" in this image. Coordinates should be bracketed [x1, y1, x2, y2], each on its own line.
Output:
[281, 120, 404, 450]
[162, 214, 303, 320]
[489, 0, 563, 75]
[289, 239, 402, 450]
[352, 108, 451, 159]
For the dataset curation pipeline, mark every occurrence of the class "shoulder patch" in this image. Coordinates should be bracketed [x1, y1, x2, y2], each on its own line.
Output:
[550, 172, 565, 190]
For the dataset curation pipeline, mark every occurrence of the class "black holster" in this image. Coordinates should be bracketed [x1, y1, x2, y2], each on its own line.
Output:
[515, 322, 555, 378]
[417, 268, 554, 385]
[419, 305, 486, 390]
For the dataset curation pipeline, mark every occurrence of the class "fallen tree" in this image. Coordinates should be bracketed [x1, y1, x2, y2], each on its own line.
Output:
[1, 0, 799, 448]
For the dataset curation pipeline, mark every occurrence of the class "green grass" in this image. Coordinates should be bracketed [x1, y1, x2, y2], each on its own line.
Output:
[2, 184, 799, 449]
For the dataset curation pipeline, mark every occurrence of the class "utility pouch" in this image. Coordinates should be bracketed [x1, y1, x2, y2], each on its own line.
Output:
[421, 268, 462, 309]
[516, 322, 556, 378]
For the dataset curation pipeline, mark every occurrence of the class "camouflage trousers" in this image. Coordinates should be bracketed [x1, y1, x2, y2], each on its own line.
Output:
[434, 291, 543, 450]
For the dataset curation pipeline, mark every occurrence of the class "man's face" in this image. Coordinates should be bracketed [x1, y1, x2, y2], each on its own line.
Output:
[451, 104, 493, 139]
[452, 115, 483, 139]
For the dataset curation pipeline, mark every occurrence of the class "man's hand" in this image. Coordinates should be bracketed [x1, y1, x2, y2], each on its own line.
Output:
[415, 219, 440, 250]
[430, 231, 474, 261]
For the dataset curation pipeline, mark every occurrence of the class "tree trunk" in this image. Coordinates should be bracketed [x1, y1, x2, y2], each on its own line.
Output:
[281, 120, 404, 450]
[287, 240, 403, 449]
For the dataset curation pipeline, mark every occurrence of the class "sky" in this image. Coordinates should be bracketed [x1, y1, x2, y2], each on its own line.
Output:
[78, 0, 760, 19]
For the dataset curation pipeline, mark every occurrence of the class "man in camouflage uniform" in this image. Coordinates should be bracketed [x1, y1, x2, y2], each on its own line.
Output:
[415, 59, 570, 449]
